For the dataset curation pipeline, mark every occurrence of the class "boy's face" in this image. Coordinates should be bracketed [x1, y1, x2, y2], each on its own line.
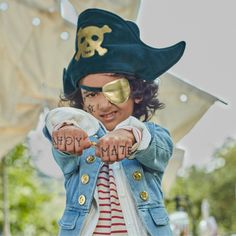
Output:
[80, 73, 134, 131]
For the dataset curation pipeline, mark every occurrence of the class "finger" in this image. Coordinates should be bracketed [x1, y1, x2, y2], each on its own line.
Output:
[73, 136, 91, 155]
[125, 140, 133, 157]
[95, 147, 101, 157]
[83, 138, 92, 149]
[106, 161, 115, 164]
[100, 146, 110, 162]
[65, 128, 83, 154]
[55, 130, 66, 152]
[117, 141, 126, 160]
[64, 136, 75, 153]
[73, 134, 83, 155]
[52, 131, 58, 149]
[98, 140, 110, 162]
[109, 142, 119, 162]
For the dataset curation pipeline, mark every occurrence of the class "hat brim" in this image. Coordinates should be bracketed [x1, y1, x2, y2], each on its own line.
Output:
[64, 41, 185, 94]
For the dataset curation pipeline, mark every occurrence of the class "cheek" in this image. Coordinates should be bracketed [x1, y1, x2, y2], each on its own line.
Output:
[120, 99, 134, 116]
[83, 100, 96, 114]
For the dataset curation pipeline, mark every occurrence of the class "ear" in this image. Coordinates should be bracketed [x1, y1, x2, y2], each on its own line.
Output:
[134, 97, 143, 104]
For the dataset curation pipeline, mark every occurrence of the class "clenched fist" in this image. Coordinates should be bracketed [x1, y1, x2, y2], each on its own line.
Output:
[52, 126, 135, 164]
[52, 126, 91, 155]
[95, 129, 135, 164]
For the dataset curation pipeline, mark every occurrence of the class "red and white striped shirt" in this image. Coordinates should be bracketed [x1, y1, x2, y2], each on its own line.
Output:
[93, 164, 128, 235]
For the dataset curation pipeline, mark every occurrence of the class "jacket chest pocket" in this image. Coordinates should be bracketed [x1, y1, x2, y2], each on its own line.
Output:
[59, 209, 80, 230]
[149, 206, 169, 226]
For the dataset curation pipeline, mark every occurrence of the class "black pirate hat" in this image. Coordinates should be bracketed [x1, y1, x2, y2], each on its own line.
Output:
[63, 8, 186, 95]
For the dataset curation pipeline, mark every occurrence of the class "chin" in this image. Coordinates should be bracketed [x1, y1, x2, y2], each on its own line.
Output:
[104, 122, 117, 131]
[105, 125, 114, 131]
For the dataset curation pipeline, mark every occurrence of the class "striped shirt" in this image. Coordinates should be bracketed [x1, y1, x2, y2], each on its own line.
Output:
[93, 164, 128, 235]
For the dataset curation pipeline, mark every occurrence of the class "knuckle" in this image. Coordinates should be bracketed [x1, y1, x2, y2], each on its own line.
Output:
[101, 156, 108, 162]
[66, 145, 74, 152]
[76, 150, 82, 156]
[59, 147, 66, 152]
[118, 155, 124, 160]
[110, 156, 116, 162]
[72, 129, 79, 136]
[103, 137, 111, 143]
[126, 140, 133, 146]
[76, 147, 83, 153]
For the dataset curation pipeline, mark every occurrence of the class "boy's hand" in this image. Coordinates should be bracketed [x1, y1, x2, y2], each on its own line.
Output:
[52, 126, 91, 155]
[95, 129, 135, 164]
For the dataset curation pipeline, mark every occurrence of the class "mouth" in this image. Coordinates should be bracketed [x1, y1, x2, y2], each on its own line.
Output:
[100, 111, 117, 122]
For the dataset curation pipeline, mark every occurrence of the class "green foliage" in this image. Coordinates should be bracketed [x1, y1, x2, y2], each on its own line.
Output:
[0, 144, 64, 235]
[167, 138, 236, 235]
[209, 138, 236, 233]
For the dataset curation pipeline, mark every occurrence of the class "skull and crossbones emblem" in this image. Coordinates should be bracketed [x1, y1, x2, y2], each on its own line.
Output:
[75, 25, 112, 61]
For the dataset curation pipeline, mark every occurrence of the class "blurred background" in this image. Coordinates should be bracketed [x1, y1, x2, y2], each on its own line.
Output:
[0, 0, 235, 235]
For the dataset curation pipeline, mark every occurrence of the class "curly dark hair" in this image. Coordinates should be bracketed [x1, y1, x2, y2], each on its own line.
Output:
[59, 74, 164, 121]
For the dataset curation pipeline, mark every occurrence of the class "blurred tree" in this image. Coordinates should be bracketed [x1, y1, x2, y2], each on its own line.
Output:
[209, 138, 236, 233]
[167, 138, 236, 235]
[0, 144, 64, 235]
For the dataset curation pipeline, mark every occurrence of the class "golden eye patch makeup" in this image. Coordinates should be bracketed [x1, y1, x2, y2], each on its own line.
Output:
[80, 78, 130, 104]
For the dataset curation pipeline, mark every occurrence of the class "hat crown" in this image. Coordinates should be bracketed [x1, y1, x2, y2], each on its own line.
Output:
[75, 8, 140, 53]
[63, 8, 186, 95]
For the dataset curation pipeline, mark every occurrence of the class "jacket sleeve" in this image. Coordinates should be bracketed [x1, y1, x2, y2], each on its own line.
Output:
[44, 107, 100, 136]
[51, 148, 80, 178]
[134, 122, 173, 173]
[42, 125, 80, 178]
[42, 107, 100, 178]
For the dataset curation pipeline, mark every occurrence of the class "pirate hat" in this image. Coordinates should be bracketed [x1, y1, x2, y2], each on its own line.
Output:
[63, 8, 186, 95]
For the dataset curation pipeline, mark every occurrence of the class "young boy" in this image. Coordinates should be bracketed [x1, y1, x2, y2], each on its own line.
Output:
[44, 8, 185, 236]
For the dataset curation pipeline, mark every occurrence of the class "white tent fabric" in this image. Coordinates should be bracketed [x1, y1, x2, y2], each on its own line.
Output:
[154, 73, 221, 144]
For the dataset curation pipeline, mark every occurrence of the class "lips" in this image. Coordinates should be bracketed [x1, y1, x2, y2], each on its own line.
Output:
[100, 111, 117, 122]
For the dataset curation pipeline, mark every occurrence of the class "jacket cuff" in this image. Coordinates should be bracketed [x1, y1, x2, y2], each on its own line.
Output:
[115, 116, 151, 152]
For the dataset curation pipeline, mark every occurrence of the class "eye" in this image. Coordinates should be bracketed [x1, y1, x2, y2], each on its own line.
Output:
[91, 35, 99, 41]
[85, 92, 98, 98]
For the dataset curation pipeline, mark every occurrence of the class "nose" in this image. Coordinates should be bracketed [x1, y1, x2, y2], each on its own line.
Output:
[98, 94, 112, 111]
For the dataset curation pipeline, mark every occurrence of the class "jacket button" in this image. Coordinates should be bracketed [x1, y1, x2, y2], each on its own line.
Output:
[132, 171, 142, 181]
[78, 195, 86, 205]
[90, 141, 97, 146]
[140, 191, 149, 201]
[86, 155, 96, 163]
[81, 174, 90, 184]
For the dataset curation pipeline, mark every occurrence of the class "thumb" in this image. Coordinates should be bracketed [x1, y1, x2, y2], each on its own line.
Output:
[82, 137, 92, 149]
[95, 147, 101, 157]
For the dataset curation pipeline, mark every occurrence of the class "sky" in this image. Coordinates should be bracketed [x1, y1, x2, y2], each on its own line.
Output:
[137, 0, 236, 167]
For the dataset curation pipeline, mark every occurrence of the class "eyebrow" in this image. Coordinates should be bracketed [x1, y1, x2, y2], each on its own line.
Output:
[79, 85, 103, 92]
[82, 90, 92, 95]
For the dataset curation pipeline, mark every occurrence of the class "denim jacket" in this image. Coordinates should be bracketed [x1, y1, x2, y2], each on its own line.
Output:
[44, 117, 173, 236]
